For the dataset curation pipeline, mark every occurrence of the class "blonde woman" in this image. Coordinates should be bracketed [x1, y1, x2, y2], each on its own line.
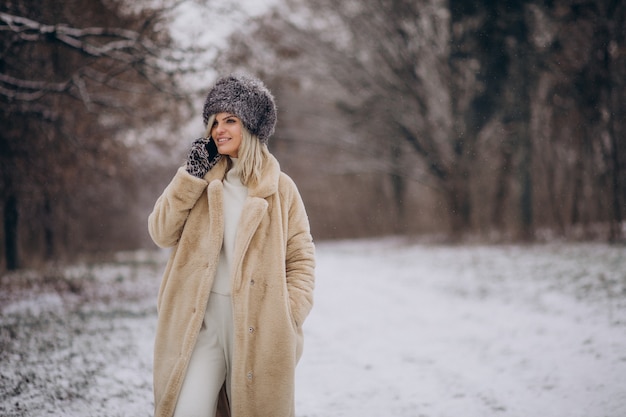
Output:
[148, 74, 315, 417]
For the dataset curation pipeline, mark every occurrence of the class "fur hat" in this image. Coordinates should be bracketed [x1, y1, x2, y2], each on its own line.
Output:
[202, 73, 277, 144]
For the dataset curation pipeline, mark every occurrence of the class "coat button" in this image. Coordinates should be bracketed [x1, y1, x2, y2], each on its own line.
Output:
[250, 279, 255, 286]
[248, 326, 255, 334]
[247, 371, 253, 380]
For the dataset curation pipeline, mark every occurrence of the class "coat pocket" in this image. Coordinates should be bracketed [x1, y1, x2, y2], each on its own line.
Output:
[283, 286, 300, 335]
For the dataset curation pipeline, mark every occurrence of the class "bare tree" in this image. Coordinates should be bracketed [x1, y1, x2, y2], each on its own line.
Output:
[525, 0, 626, 241]
[212, 0, 625, 241]
[215, 0, 460, 233]
[0, 0, 189, 269]
[598, 0, 626, 242]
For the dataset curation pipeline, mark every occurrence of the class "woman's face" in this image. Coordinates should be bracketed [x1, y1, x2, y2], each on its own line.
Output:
[211, 112, 243, 158]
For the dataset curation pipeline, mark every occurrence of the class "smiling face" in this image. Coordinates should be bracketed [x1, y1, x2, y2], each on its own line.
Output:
[210, 112, 243, 158]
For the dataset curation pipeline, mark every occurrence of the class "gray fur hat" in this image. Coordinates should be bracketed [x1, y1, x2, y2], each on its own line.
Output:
[202, 73, 277, 144]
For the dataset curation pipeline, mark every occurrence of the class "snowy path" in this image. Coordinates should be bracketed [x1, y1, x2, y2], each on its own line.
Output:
[1, 240, 625, 416]
[296, 239, 626, 417]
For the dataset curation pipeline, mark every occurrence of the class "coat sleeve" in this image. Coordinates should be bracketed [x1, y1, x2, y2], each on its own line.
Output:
[283, 176, 316, 328]
[148, 166, 208, 248]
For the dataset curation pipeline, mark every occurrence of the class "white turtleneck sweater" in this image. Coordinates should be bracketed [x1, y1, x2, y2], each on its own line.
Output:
[211, 158, 248, 295]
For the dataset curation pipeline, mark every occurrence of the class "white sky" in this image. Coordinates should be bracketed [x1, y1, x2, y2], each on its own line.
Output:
[169, 0, 279, 84]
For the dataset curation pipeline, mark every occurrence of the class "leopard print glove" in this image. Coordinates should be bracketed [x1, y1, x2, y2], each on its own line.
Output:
[185, 137, 221, 178]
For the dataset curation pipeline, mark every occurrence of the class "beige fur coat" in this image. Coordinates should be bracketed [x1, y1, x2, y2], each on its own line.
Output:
[148, 155, 315, 417]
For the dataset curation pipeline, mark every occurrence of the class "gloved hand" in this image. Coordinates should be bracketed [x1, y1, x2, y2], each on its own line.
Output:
[185, 137, 221, 178]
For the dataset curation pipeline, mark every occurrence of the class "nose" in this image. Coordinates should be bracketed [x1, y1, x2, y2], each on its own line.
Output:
[214, 121, 225, 134]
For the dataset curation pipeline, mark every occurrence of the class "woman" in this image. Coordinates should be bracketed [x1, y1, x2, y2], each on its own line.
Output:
[148, 74, 315, 417]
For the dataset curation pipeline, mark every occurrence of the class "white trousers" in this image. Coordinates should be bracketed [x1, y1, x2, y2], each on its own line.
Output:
[173, 293, 234, 417]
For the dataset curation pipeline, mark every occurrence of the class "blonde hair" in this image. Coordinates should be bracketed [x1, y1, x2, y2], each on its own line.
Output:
[205, 114, 269, 187]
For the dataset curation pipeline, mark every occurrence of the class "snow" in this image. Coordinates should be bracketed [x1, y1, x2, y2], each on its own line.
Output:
[297, 239, 626, 417]
[1, 238, 625, 416]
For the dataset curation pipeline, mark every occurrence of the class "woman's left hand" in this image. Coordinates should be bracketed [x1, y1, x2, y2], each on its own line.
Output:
[185, 137, 221, 178]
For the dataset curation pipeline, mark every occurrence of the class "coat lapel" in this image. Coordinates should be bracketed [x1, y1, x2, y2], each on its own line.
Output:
[210, 154, 280, 292]
[231, 196, 268, 291]
[230, 154, 280, 291]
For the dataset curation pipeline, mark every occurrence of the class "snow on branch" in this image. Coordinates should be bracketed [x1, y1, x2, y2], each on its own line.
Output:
[0, 12, 147, 56]
[0, 11, 174, 76]
[0, 73, 70, 101]
[0, 11, 184, 106]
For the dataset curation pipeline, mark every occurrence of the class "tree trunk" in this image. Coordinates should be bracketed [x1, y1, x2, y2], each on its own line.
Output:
[505, 5, 534, 241]
[389, 140, 406, 233]
[518, 124, 534, 241]
[570, 156, 584, 228]
[446, 172, 471, 238]
[43, 193, 55, 260]
[609, 119, 624, 242]
[4, 194, 19, 270]
[606, 0, 625, 242]
[491, 141, 513, 231]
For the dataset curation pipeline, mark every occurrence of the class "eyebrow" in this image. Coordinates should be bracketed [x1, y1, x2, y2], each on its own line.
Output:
[218, 114, 238, 120]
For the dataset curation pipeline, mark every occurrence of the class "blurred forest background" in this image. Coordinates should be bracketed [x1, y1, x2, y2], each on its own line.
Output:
[1, 0, 625, 271]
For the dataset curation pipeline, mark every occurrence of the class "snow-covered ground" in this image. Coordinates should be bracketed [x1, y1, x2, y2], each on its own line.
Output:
[1, 238, 625, 417]
[297, 239, 626, 417]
